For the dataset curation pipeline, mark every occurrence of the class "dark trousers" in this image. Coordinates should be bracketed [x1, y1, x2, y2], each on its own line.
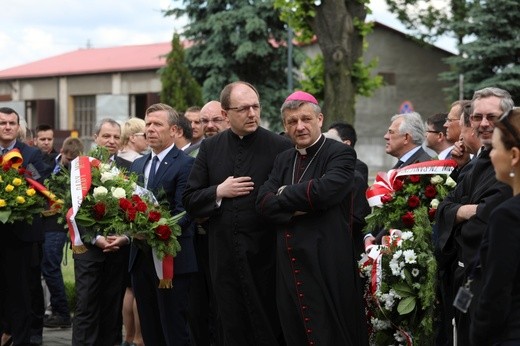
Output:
[188, 232, 222, 346]
[72, 254, 126, 346]
[0, 231, 33, 346]
[29, 243, 44, 341]
[41, 232, 70, 317]
[132, 251, 191, 346]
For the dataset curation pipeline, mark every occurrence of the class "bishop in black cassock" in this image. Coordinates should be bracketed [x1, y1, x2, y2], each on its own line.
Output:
[256, 91, 368, 346]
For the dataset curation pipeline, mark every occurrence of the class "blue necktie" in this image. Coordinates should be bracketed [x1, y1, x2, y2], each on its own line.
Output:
[147, 156, 159, 188]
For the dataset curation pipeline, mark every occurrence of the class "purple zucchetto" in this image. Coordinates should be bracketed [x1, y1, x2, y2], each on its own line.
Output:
[284, 91, 318, 105]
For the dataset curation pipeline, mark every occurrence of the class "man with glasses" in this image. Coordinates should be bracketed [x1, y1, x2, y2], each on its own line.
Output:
[183, 81, 292, 345]
[425, 112, 453, 159]
[444, 100, 471, 146]
[436, 87, 514, 345]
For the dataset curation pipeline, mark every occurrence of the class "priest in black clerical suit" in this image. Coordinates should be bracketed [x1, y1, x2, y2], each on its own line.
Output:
[256, 91, 368, 346]
[183, 82, 292, 345]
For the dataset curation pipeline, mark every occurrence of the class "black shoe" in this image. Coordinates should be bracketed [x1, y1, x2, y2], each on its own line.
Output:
[43, 314, 72, 328]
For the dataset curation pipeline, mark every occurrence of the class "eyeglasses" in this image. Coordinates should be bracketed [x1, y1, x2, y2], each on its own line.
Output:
[201, 117, 225, 125]
[470, 114, 500, 123]
[226, 104, 261, 114]
[445, 117, 459, 123]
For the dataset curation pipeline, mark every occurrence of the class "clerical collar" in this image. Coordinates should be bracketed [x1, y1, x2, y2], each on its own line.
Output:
[295, 135, 324, 155]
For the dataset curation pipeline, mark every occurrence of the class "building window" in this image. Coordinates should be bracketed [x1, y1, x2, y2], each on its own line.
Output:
[378, 72, 396, 86]
[74, 95, 96, 140]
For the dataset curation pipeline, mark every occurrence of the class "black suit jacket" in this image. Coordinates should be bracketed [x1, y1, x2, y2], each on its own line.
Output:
[400, 147, 432, 167]
[129, 146, 197, 275]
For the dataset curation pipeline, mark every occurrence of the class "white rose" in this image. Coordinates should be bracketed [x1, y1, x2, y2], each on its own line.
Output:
[430, 175, 443, 185]
[430, 198, 440, 209]
[100, 171, 117, 183]
[93, 186, 108, 197]
[111, 187, 126, 199]
[445, 176, 457, 188]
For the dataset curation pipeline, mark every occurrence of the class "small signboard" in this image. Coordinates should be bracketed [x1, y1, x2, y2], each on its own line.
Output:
[399, 101, 414, 114]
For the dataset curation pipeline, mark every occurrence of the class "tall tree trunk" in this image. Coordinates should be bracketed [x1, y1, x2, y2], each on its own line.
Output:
[311, 0, 366, 126]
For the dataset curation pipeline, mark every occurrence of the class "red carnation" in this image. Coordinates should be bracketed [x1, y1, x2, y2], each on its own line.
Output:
[135, 201, 147, 213]
[409, 175, 421, 183]
[131, 195, 142, 203]
[127, 207, 137, 222]
[407, 195, 421, 209]
[393, 179, 404, 191]
[18, 167, 27, 175]
[119, 198, 132, 211]
[91, 159, 101, 168]
[92, 202, 106, 220]
[2, 162, 12, 171]
[155, 225, 172, 240]
[424, 185, 437, 199]
[402, 211, 415, 227]
[428, 208, 437, 221]
[381, 193, 393, 204]
[148, 211, 161, 222]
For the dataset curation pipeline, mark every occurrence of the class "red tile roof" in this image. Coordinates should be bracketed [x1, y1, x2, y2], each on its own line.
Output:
[0, 42, 173, 80]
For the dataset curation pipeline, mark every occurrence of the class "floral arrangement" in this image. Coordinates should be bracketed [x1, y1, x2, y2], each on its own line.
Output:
[0, 149, 47, 224]
[360, 161, 456, 345]
[45, 148, 183, 259]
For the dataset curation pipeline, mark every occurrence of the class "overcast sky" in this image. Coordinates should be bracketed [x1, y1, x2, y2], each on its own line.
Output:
[0, 0, 456, 71]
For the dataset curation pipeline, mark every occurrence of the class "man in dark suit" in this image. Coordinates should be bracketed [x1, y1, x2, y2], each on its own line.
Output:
[0, 107, 52, 346]
[436, 87, 514, 345]
[129, 103, 196, 346]
[72, 118, 131, 346]
[364, 112, 432, 248]
[93, 118, 132, 171]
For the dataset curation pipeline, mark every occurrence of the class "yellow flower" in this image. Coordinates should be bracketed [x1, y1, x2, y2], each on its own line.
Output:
[12, 178, 22, 186]
[16, 196, 25, 204]
[5, 184, 14, 192]
[26, 188, 36, 196]
[0, 199, 6, 207]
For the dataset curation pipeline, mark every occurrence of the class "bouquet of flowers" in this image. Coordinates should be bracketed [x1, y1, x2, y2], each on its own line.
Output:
[0, 149, 47, 224]
[360, 160, 457, 345]
[46, 148, 183, 259]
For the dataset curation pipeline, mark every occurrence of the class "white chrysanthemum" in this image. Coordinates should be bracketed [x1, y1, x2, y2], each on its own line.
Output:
[111, 187, 126, 199]
[389, 259, 402, 277]
[445, 176, 457, 188]
[412, 268, 420, 277]
[401, 231, 414, 241]
[100, 171, 118, 183]
[403, 249, 417, 264]
[430, 175, 443, 185]
[394, 330, 407, 343]
[93, 186, 108, 197]
[381, 293, 395, 310]
[393, 250, 403, 260]
[430, 198, 440, 209]
[371, 317, 391, 331]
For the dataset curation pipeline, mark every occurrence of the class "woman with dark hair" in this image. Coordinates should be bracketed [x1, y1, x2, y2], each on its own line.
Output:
[470, 108, 520, 345]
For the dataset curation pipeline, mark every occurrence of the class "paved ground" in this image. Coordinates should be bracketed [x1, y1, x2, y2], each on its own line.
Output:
[42, 326, 72, 345]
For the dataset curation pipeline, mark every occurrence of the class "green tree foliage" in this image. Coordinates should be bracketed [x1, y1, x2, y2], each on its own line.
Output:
[274, 0, 382, 126]
[441, 0, 520, 103]
[385, 0, 472, 45]
[160, 33, 203, 112]
[165, 1, 304, 131]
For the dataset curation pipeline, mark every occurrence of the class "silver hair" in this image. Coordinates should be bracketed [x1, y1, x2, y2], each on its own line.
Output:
[391, 112, 425, 145]
[280, 100, 321, 119]
[471, 87, 514, 116]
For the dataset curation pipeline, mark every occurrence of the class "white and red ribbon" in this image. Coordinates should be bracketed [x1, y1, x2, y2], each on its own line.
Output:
[66, 156, 100, 253]
[366, 159, 457, 207]
[153, 250, 174, 288]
